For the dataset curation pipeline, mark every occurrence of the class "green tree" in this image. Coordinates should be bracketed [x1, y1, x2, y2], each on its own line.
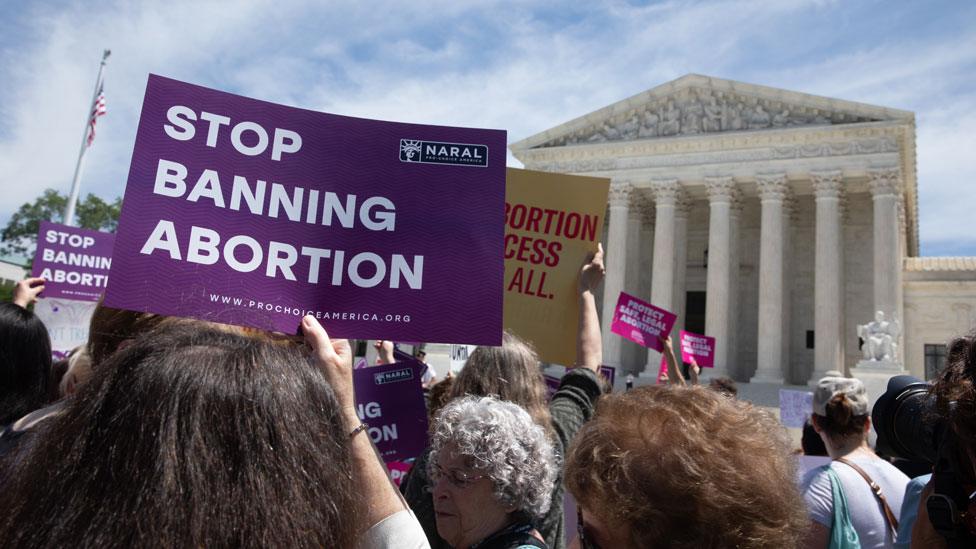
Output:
[1, 189, 121, 259]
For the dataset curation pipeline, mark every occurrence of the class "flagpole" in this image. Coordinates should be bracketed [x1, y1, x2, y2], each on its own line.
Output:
[63, 49, 111, 227]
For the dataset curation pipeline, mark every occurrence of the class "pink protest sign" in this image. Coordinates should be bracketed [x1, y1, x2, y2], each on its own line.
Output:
[610, 291, 676, 352]
[679, 330, 715, 368]
[387, 460, 413, 487]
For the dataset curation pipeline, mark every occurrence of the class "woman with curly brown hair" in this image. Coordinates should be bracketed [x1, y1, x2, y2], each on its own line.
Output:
[565, 384, 808, 548]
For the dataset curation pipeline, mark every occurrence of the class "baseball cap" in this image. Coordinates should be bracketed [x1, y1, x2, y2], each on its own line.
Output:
[812, 376, 869, 416]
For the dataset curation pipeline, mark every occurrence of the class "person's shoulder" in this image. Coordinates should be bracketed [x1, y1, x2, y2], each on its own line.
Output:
[800, 463, 832, 489]
[358, 510, 431, 549]
[853, 455, 910, 480]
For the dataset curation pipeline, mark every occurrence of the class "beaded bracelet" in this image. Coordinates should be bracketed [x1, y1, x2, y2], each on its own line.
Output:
[348, 422, 369, 439]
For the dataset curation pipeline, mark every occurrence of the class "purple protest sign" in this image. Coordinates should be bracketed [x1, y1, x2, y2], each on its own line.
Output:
[679, 330, 715, 368]
[104, 74, 505, 344]
[31, 221, 115, 301]
[610, 291, 677, 352]
[353, 361, 429, 462]
[543, 374, 561, 400]
[598, 365, 616, 388]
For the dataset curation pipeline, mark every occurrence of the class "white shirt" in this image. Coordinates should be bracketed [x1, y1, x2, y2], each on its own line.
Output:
[801, 454, 910, 549]
[358, 509, 431, 549]
[421, 364, 435, 385]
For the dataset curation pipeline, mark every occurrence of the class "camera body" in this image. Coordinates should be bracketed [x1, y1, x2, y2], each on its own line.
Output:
[872, 375, 974, 545]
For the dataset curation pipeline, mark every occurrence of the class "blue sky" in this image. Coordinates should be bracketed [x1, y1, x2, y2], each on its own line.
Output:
[1, 0, 975, 255]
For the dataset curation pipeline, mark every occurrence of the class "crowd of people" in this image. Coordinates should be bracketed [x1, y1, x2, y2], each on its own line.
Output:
[1, 247, 974, 548]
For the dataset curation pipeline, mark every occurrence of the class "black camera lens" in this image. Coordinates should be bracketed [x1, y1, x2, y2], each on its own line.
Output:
[872, 375, 941, 463]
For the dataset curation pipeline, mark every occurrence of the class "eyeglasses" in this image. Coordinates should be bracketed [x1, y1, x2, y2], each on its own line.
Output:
[577, 506, 602, 549]
[431, 463, 487, 490]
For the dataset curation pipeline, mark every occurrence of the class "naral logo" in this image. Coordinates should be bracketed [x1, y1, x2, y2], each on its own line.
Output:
[400, 139, 488, 167]
[374, 367, 414, 385]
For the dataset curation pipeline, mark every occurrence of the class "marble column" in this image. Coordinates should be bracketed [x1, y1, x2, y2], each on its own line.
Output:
[752, 173, 789, 383]
[810, 171, 844, 383]
[622, 194, 647, 371]
[600, 182, 632, 368]
[727, 197, 743, 379]
[782, 195, 796, 381]
[868, 168, 902, 320]
[704, 176, 737, 377]
[644, 179, 681, 374]
[672, 196, 692, 343]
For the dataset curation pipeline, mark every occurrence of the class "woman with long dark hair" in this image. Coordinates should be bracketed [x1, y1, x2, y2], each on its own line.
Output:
[0, 302, 52, 427]
[0, 319, 429, 547]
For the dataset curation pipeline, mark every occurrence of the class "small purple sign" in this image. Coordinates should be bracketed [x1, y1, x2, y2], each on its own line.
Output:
[598, 365, 616, 388]
[31, 221, 115, 301]
[353, 361, 429, 462]
[610, 291, 677, 352]
[680, 330, 715, 368]
[543, 374, 561, 399]
[104, 74, 505, 344]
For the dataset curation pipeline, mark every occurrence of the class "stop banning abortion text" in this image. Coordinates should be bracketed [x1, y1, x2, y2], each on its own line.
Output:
[140, 106, 423, 290]
[31, 221, 116, 302]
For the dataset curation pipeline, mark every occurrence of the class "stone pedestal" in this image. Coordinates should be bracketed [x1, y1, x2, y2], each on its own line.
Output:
[852, 361, 910, 413]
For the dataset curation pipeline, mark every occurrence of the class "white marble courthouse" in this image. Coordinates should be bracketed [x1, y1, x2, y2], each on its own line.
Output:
[510, 74, 976, 386]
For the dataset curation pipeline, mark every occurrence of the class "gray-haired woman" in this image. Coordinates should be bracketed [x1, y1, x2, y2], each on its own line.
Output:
[429, 396, 557, 549]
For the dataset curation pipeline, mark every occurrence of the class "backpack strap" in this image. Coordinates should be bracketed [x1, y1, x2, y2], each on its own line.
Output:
[835, 457, 900, 536]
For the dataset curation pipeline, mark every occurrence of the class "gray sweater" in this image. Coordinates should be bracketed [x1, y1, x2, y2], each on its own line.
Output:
[400, 367, 603, 549]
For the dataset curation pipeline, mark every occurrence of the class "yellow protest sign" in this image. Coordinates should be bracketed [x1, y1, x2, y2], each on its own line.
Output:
[503, 168, 610, 366]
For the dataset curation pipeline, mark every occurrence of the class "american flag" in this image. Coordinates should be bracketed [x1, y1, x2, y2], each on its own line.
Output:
[86, 83, 107, 147]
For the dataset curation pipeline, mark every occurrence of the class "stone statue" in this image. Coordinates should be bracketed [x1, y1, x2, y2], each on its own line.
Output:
[620, 113, 640, 139]
[682, 95, 704, 134]
[660, 99, 681, 136]
[857, 311, 901, 362]
[772, 109, 790, 127]
[703, 95, 723, 132]
[748, 104, 771, 129]
[729, 102, 746, 131]
[638, 109, 659, 138]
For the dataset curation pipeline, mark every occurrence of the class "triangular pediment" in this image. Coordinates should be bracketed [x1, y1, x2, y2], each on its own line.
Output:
[511, 74, 914, 151]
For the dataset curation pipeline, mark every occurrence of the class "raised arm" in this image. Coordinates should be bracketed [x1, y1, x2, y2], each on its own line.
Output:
[659, 335, 686, 386]
[576, 243, 605, 372]
[304, 316, 404, 531]
[374, 340, 396, 365]
[12, 277, 45, 309]
[688, 358, 701, 385]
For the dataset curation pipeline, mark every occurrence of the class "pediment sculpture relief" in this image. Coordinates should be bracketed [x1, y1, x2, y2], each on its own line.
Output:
[543, 89, 879, 147]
